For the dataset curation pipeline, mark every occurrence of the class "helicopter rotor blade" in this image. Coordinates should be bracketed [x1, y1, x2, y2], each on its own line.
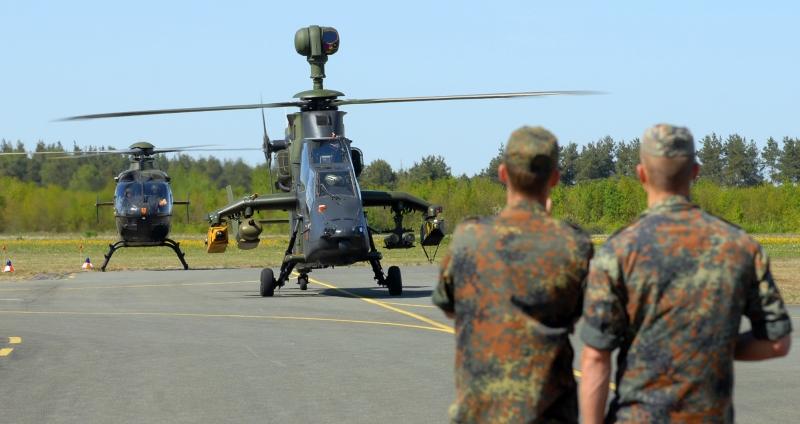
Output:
[154, 148, 264, 152]
[49, 151, 136, 160]
[154, 144, 218, 150]
[0, 151, 84, 156]
[260, 104, 274, 194]
[59, 101, 304, 121]
[333, 90, 603, 106]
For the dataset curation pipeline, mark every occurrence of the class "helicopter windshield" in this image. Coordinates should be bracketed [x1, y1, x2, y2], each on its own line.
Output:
[144, 181, 173, 214]
[115, 181, 173, 215]
[115, 182, 143, 213]
[310, 139, 348, 165]
[317, 170, 355, 197]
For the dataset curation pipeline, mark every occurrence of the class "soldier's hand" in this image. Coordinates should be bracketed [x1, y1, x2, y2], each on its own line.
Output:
[546, 198, 553, 215]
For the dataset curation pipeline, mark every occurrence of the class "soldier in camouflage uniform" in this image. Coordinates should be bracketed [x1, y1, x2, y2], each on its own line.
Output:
[433, 126, 593, 423]
[579, 124, 793, 423]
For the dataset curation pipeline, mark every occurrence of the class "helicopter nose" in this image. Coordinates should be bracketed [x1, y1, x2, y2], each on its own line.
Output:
[321, 222, 363, 239]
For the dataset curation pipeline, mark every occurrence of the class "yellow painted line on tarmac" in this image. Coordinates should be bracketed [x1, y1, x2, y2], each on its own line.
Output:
[8, 336, 21, 344]
[0, 280, 257, 292]
[379, 301, 437, 309]
[300, 274, 454, 334]
[0, 348, 13, 357]
[0, 310, 452, 334]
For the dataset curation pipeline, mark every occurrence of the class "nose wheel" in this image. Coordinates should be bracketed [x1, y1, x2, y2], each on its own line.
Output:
[298, 273, 309, 291]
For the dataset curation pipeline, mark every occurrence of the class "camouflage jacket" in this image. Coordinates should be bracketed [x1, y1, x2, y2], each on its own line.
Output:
[433, 199, 593, 423]
[581, 195, 793, 423]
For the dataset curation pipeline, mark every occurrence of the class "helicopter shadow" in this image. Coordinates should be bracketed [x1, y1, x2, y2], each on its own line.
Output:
[232, 285, 433, 299]
[318, 286, 433, 299]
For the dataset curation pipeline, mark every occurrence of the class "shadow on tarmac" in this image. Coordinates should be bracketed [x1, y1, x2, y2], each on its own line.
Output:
[318, 286, 433, 299]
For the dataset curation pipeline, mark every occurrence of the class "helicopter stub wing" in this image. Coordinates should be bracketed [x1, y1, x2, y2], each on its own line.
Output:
[360, 190, 432, 214]
[206, 192, 297, 253]
[208, 193, 297, 225]
[361, 190, 445, 247]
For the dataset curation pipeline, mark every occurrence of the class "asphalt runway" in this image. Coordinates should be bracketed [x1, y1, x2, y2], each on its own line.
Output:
[0, 265, 796, 423]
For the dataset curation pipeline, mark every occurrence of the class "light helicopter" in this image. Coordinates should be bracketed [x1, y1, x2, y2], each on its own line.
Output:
[57, 142, 258, 271]
[63, 25, 597, 296]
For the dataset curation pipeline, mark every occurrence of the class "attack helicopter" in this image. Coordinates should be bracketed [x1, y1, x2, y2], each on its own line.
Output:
[59, 142, 258, 271]
[63, 25, 597, 296]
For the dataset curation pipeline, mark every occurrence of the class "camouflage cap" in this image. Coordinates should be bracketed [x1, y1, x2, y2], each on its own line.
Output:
[641, 124, 695, 158]
[503, 126, 559, 174]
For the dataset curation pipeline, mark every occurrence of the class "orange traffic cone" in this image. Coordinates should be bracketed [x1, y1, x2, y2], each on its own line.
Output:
[2, 260, 14, 273]
[82, 257, 94, 270]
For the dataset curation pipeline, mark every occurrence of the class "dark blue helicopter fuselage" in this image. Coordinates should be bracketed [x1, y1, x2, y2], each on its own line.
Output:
[113, 168, 175, 243]
[292, 111, 370, 268]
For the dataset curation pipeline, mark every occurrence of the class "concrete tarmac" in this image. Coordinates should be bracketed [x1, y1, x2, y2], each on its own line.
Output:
[0, 265, 796, 423]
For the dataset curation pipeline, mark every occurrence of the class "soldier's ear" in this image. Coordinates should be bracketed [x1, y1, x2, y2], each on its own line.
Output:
[498, 163, 509, 186]
[691, 162, 700, 182]
[636, 163, 647, 185]
[548, 168, 560, 188]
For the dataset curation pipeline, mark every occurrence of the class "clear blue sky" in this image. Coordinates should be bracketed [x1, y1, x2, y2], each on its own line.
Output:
[2, 1, 797, 176]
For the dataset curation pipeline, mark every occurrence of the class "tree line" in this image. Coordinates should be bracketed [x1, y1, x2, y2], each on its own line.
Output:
[1, 134, 799, 235]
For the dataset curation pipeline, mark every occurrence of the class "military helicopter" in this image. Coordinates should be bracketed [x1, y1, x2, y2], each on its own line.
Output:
[58, 142, 258, 271]
[63, 25, 597, 296]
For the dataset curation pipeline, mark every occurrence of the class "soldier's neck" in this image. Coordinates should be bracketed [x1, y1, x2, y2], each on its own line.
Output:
[646, 187, 690, 207]
[506, 188, 547, 209]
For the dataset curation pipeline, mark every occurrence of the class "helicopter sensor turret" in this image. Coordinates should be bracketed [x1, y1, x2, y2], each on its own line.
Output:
[294, 26, 340, 93]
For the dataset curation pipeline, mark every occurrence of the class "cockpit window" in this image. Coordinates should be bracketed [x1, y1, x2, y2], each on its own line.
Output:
[317, 171, 355, 197]
[116, 182, 142, 201]
[310, 140, 348, 165]
[145, 182, 168, 198]
[114, 181, 173, 215]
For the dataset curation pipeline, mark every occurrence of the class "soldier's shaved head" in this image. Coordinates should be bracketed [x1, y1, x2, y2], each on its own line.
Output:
[640, 153, 696, 191]
[638, 124, 698, 192]
[503, 126, 559, 195]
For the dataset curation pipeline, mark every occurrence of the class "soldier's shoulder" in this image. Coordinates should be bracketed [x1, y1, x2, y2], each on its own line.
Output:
[699, 210, 763, 249]
[605, 214, 646, 243]
[456, 214, 492, 227]
[700, 209, 745, 232]
[553, 218, 592, 243]
[453, 215, 494, 236]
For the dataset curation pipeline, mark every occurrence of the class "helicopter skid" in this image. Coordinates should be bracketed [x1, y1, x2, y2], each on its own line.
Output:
[100, 238, 188, 272]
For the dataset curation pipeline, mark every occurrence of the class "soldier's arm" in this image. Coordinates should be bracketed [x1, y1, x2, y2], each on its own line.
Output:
[738, 245, 793, 360]
[432, 251, 455, 319]
[579, 243, 626, 422]
[571, 232, 594, 324]
[580, 346, 611, 424]
[734, 332, 791, 361]
[579, 244, 627, 351]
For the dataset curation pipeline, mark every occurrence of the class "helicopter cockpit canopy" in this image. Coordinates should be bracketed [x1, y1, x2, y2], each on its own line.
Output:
[115, 180, 174, 216]
[301, 138, 360, 208]
[317, 170, 355, 197]
[310, 139, 348, 165]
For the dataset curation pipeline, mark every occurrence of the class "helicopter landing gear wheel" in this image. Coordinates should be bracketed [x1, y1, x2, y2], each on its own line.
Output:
[298, 274, 309, 291]
[386, 266, 402, 296]
[260, 268, 276, 297]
